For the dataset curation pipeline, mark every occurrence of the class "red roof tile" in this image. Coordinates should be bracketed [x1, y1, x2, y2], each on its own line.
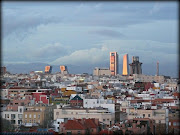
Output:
[84, 119, 98, 128]
[64, 120, 85, 130]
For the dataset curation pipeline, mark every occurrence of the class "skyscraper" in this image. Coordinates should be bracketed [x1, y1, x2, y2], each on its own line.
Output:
[60, 65, 68, 74]
[45, 66, 52, 73]
[110, 52, 119, 76]
[122, 54, 129, 75]
[129, 56, 142, 74]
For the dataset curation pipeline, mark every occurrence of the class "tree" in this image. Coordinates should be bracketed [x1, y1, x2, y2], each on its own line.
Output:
[0, 117, 15, 132]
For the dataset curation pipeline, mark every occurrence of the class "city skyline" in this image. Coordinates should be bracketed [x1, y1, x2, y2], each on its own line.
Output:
[2, 1, 178, 77]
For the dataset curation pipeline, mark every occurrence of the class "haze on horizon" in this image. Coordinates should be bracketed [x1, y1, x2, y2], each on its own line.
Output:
[2, 1, 178, 77]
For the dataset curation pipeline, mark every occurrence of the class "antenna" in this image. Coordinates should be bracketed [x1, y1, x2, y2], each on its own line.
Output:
[156, 61, 159, 76]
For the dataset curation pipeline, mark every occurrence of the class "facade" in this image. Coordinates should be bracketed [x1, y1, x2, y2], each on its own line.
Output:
[60, 65, 68, 74]
[45, 66, 52, 73]
[1, 106, 24, 126]
[1, 66, 7, 74]
[32, 92, 49, 105]
[122, 54, 129, 76]
[110, 52, 119, 76]
[129, 56, 142, 74]
[133, 74, 165, 83]
[54, 107, 115, 126]
[83, 98, 115, 113]
[93, 67, 111, 76]
[22, 104, 55, 126]
[70, 95, 83, 106]
[126, 108, 167, 125]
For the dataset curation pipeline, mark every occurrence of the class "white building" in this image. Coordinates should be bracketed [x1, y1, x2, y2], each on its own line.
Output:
[83, 98, 115, 113]
[1, 106, 24, 126]
[53, 118, 64, 132]
[66, 86, 82, 92]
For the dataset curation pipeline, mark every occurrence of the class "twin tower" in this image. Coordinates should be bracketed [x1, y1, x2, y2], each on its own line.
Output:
[110, 52, 142, 76]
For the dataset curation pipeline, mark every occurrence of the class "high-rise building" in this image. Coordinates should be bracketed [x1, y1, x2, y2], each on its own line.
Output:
[1, 66, 7, 74]
[60, 65, 68, 74]
[122, 54, 129, 75]
[45, 66, 52, 73]
[129, 56, 142, 74]
[110, 52, 119, 76]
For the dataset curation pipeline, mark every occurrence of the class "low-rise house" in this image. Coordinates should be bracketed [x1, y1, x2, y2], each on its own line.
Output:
[59, 118, 99, 135]
[69, 95, 83, 107]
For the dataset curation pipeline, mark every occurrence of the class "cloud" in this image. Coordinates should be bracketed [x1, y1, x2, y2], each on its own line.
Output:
[51, 47, 109, 66]
[149, 2, 163, 15]
[31, 42, 69, 61]
[88, 29, 125, 38]
[51, 39, 177, 66]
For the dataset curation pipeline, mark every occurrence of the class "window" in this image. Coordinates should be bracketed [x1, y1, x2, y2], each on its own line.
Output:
[107, 119, 109, 121]
[148, 114, 151, 117]
[38, 114, 40, 119]
[29, 120, 31, 123]
[11, 114, 15, 119]
[159, 120, 161, 124]
[103, 119, 106, 121]
[18, 114, 22, 119]
[173, 122, 177, 126]
[34, 114, 36, 118]
[77, 131, 81, 135]
[38, 120, 40, 123]
[5, 114, 6, 118]
[56, 112, 59, 115]
[85, 102, 87, 104]
[29, 114, 32, 118]
[20, 108, 22, 113]
[169, 122, 171, 126]
[143, 114, 145, 117]
[34, 120, 36, 123]
[7, 114, 9, 118]
[25, 114, 27, 118]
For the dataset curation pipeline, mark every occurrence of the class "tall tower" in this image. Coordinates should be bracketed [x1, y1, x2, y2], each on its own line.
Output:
[110, 52, 119, 76]
[45, 66, 52, 73]
[129, 56, 142, 75]
[60, 65, 69, 74]
[156, 61, 159, 76]
[122, 54, 129, 75]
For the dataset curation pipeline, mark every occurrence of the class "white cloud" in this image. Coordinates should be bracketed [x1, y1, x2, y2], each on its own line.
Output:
[51, 39, 177, 67]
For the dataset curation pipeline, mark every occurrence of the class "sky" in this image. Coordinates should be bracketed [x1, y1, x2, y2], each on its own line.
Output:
[2, 1, 178, 77]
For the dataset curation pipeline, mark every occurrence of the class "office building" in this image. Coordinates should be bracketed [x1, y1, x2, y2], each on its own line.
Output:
[129, 56, 142, 74]
[45, 66, 52, 73]
[110, 52, 119, 76]
[1, 66, 7, 74]
[60, 65, 68, 74]
[122, 54, 129, 75]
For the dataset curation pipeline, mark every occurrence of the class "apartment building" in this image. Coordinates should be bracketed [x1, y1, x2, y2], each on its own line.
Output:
[54, 107, 115, 126]
[22, 103, 55, 126]
[126, 108, 168, 124]
[133, 74, 165, 84]
[1, 106, 24, 126]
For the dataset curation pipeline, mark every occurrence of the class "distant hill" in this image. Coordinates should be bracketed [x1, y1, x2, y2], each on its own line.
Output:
[5, 62, 94, 74]
[4, 62, 178, 78]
